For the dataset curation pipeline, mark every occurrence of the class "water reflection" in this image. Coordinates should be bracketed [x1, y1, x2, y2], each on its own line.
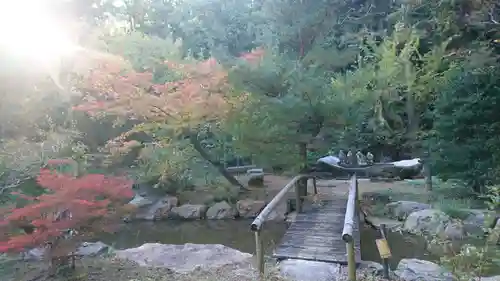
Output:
[359, 225, 438, 269]
[101, 220, 434, 266]
[100, 220, 288, 255]
[100, 220, 500, 276]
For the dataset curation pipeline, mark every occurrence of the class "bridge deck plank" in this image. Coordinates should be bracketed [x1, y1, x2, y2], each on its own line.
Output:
[273, 198, 361, 264]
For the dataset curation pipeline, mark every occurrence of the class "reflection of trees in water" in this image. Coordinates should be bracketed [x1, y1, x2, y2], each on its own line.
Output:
[100, 220, 287, 254]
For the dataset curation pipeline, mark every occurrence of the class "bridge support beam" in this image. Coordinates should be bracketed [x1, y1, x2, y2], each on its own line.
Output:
[346, 240, 356, 281]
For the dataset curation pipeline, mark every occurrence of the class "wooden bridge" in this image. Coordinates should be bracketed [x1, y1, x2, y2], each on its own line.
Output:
[250, 169, 364, 280]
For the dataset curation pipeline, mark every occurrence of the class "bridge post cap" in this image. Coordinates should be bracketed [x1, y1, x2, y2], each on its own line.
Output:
[251, 223, 260, 231]
[342, 233, 353, 242]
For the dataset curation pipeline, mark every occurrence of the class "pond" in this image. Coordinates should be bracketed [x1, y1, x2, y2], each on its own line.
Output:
[99, 220, 436, 271]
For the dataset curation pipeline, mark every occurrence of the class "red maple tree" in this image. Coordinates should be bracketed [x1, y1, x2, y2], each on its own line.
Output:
[0, 160, 134, 257]
[71, 49, 264, 187]
[72, 48, 264, 125]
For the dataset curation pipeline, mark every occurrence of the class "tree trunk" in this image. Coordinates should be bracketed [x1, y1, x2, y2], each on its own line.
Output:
[188, 132, 246, 190]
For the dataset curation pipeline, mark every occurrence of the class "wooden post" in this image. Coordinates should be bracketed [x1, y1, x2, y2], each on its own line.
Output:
[347, 240, 356, 281]
[295, 181, 303, 213]
[298, 142, 308, 210]
[376, 224, 392, 279]
[424, 161, 432, 191]
[423, 151, 432, 191]
[312, 177, 318, 195]
[255, 230, 265, 276]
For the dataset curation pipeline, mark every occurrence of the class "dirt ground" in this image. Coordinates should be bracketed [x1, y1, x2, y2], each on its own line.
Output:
[177, 174, 430, 216]
[3, 256, 400, 281]
[241, 174, 428, 204]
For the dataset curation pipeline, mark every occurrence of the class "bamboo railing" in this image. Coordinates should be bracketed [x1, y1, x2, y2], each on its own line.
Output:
[249, 172, 361, 279]
[250, 174, 315, 275]
[342, 174, 359, 281]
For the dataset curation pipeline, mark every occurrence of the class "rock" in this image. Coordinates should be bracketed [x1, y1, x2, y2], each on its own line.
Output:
[359, 261, 384, 275]
[443, 221, 466, 240]
[365, 216, 403, 231]
[115, 243, 253, 273]
[247, 168, 264, 187]
[362, 191, 393, 204]
[129, 194, 154, 208]
[236, 199, 266, 218]
[24, 242, 110, 261]
[136, 196, 179, 221]
[403, 209, 448, 235]
[76, 241, 109, 256]
[170, 204, 207, 220]
[488, 217, 500, 244]
[385, 201, 431, 220]
[403, 209, 466, 239]
[394, 259, 452, 281]
[279, 259, 343, 281]
[463, 210, 488, 237]
[206, 201, 237, 219]
[477, 276, 500, 281]
[24, 247, 47, 261]
[372, 159, 423, 179]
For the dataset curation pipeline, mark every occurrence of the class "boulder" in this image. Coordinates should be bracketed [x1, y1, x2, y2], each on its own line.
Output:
[135, 196, 179, 221]
[443, 221, 466, 240]
[385, 201, 431, 220]
[169, 204, 207, 220]
[362, 191, 393, 204]
[115, 243, 253, 273]
[389, 159, 423, 179]
[403, 209, 465, 239]
[463, 210, 488, 237]
[358, 261, 384, 275]
[236, 199, 266, 218]
[206, 201, 237, 219]
[367, 158, 423, 179]
[477, 276, 500, 281]
[365, 216, 402, 231]
[24, 242, 110, 261]
[394, 259, 453, 281]
[128, 194, 154, 208]
[279, 259, 343, 281]
[403, 209, 448, 236]
[76, 241, 109, 256]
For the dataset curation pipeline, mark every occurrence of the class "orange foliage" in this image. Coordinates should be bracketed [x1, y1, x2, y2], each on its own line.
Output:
[0, 163, 134, 254]
[72, 48, 265, 127]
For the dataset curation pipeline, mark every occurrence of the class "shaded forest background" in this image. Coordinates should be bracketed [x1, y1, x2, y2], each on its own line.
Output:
[1, 0, 500, 198]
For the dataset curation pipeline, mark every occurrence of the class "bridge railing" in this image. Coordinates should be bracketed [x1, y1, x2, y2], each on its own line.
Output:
[250, 174, 316, 276]
[249, 171, 361, 279]
[342, 173, 359, 281]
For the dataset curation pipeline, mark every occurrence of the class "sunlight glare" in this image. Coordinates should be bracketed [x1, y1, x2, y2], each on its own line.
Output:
[0, 1, 77, 64]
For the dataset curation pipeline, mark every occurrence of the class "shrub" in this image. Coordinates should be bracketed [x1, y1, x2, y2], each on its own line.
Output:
[0, 160, 134, 273]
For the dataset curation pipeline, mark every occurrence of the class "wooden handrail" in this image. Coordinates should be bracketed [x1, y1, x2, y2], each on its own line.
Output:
[251, 174, 308, 231]
[250, 174, 313, 277]
[343, 174, 359, 281]
[342, 174, 358, 242]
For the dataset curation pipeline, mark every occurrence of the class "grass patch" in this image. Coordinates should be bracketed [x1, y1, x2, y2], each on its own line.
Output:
[364, 178, 487, 219]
